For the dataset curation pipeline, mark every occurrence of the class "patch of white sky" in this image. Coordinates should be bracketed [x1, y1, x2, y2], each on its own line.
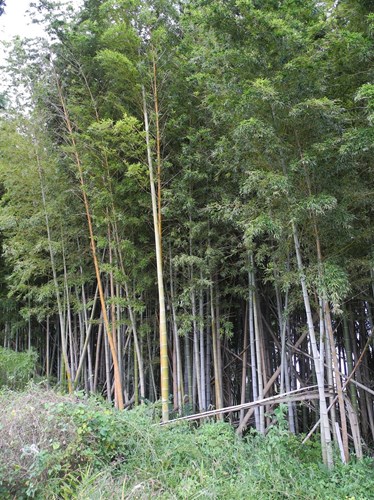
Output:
[1, 0, 45, 43]
[0, 1, 83, 101]
[0, 0, 83, 59]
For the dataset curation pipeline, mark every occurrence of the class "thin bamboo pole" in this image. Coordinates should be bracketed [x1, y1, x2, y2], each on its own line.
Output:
[142, 86, 169, 421]
[55, 74, 123, 409]
[35, 151, 72, 393]
[292, 222, 333, 468]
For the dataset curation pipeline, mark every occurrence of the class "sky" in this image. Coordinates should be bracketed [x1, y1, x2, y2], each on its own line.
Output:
[0, 0, 83, 45]
[0, 0, 46, 43]
[0, 0, 83, 95]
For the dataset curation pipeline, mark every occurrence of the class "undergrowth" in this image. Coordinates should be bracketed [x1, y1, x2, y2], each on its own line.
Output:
[0, 386, 373, 499]
[0, 347, 37, 390]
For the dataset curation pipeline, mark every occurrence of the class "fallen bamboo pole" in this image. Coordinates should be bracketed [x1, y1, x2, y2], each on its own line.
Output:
[161, 386, 332, 426]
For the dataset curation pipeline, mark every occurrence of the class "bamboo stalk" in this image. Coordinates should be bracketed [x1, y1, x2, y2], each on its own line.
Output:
[302, 337, 371, 444]
[35, 150, 72, 393]
[55, 74, 123, 409]
[142, 85, 169, 422]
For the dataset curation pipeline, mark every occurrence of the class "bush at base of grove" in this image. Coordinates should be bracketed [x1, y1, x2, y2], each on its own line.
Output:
[1, 387, 374, 499]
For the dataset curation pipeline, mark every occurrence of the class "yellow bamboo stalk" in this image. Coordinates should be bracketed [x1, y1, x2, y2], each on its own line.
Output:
[142, 85, 169, 422]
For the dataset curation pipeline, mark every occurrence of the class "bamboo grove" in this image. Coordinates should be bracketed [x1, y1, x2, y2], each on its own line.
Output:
[0, 0, 373, 467]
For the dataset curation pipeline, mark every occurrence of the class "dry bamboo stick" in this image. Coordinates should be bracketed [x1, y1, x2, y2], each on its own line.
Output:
[161, 386, 329, 425]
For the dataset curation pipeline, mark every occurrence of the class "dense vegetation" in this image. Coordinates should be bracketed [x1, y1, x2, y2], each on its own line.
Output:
[0, 0, 373, 485]
[0, 346, 37, 389]
[1, 385, 374, 499]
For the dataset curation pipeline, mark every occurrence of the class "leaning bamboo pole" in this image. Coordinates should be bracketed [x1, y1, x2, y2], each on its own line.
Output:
[303, 337, 371, 444]
[161, 386, 330, 426]
[55, 74, 123, 409]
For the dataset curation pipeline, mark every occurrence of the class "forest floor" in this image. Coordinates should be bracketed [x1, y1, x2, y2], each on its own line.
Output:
[1, 385, 374, 499]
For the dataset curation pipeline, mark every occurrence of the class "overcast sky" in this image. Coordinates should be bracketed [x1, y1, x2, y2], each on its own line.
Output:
[1, 0, 49, 42]
[0, 0, 83, 43]
[0, 0, 83, 70]
[0, 0, 83, 96]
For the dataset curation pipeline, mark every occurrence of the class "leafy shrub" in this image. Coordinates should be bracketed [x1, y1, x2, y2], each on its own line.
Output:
[1, 388, 374, 499]
[0, 388, 155, 498]
[0, 347, 37, 389]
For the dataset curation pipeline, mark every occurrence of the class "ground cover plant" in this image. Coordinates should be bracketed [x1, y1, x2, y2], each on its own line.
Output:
[1, 386, 373, 499]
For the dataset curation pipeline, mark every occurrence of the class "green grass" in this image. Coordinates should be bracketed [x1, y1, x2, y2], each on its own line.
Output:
[1, 386, 373, 499]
